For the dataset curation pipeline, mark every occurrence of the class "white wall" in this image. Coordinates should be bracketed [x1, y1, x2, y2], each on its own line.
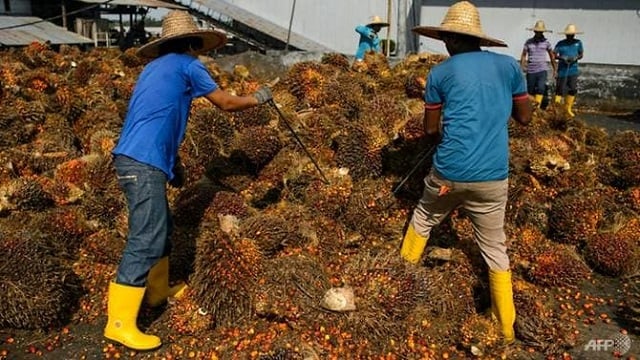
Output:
[418, 5, 640, 65]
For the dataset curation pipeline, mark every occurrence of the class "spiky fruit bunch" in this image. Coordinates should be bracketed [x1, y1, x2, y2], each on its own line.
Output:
[362, 51, 391, 78]
[27, 207, 89, 258]
[320, 77, 365, 120]
[320, 52, 350, 71]
[526, 245, 590, 287]
[603, 130, 640, 189]
[191, 226, 263, 327]
[510, 226, 552, 269]
[584, 218, 640, 276]
[0, 176, 54, 214]
[584, 232, 635, 276]
[404, 73, 426, 99]
[232, 125, 283, 171]
[233, 103, 274, 129]
[514, 285, 577, 355]
[0, 235, 80, 329]
[206, 190, 250, 219]
[360, 94, 404, 137]
[253, 253, 330, 323]
[336, 252, 429, 353]
[548, 189, 604, 245]
[238, 214, 302, 256]
[333, 126, 383, 181]
[285, 61, 328, 108]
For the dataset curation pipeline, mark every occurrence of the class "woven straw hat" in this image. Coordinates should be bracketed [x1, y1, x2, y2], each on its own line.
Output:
[527, 20, 551, 33]
[560, 23, 583, 35]
[367, 15, 389, 28]
[137, 10, 227, 58]
[412, 1, 506, 47]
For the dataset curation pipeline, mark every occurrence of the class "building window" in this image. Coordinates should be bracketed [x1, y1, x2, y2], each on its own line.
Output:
[3, 0, 10, 12]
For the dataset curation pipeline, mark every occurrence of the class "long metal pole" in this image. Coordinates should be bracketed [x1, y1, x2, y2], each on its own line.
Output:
[285, 0, 296, 51]
[385, 0, 392, 56]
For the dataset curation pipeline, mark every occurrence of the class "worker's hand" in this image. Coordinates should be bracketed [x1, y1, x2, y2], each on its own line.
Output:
[169, 160, 186, 188]
[253, 86, 273, 105]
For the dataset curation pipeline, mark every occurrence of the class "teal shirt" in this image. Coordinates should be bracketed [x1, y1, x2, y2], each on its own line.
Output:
[554, 39, 583, 77]
[425, 51, 527, 182]
[355, 25, 381, 60]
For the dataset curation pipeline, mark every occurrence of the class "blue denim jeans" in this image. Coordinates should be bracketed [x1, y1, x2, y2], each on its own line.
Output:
[526, 70, 547, 95]
[113, 155, 172, 286]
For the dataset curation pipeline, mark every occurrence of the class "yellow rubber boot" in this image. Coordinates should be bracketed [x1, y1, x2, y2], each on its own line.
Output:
[554, 95, 562, 104]
[533, 94, 543, 108]
[565, 95, 576, 117]
[400, 224, 428, 264]
[104, 282, 162, 350]
[489, 269, 516, 344]
[145, 257, 187, 307]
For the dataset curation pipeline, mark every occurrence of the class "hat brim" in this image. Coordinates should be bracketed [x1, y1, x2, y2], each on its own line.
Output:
[560, 31, 584, 35]
[367, 21, 389, 28]
[137, 30, 227, 58]
[412, 26, 507, 47]
[527, 27, 552, 33]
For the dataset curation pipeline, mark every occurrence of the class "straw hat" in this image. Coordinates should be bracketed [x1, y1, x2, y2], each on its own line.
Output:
[412, 1, 506, 47]
[527, 20, 551, 33]
[367, 15, 389, 28]
[560, 23, 583, 35]
[137, 10, 227, 58]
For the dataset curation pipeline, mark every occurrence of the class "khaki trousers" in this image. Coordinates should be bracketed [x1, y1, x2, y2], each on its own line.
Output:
[410, 169, 510, 271]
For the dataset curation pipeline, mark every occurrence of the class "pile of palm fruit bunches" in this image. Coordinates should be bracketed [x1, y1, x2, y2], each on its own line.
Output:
[0, 42, 638, 359]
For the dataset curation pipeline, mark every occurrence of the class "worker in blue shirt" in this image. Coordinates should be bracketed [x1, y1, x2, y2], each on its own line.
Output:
[402, 1, 531, 345]
[105, 11, 272, 351]
[354, 15, 389, 61]
[554, 24, 584, 117]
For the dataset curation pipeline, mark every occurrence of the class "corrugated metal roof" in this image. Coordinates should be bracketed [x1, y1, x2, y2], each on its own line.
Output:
[77, 0, 186, 9]
[174, 0, 333, 52]
[0, 16, 93, 46]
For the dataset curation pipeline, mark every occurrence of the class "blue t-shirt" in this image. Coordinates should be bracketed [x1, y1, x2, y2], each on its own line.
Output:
[355, 25, 381, 60]
[554, 39, 583, 77]
[113, 53, 218, 179]
[425, 51, 526, 182]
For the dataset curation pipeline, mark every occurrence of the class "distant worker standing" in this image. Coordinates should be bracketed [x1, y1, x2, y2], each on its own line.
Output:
[354, 15, 389, 61]
[520, 20, 556, 108]
[554, 24, 584, 117]
[401, 1, 531, 345]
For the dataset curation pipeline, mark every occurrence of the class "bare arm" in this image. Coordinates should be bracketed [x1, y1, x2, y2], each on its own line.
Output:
[204, 88, 259, 112]
[512, 95, 532, 126]
[548, 49, 557, 74]
[424, 105, 442, 140]
[520, 49, 527, 70]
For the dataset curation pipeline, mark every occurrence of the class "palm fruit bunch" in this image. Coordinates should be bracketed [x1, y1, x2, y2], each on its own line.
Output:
[526, 244, 591, 287]
[191, 223, 263, 327]
[253, 253, 330, 324]
[232, 125, 283, 172]
[514, 282, 577, 356]
[584, 216, 640, 276]
[548, 188, 605, 245]
[284, 61, 329, 109]
[599, 130, 640, 189]
[0, 233, 81, 329]
[238, 213, 304, 257]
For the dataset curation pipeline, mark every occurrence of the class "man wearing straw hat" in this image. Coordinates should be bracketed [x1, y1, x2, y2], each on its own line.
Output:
[554, 23, 584, 117]
[520, 20, 557, 108]
[399, 1, 531, 345]
[106, 10, 272, 351]
[354, 15, 390, 61]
